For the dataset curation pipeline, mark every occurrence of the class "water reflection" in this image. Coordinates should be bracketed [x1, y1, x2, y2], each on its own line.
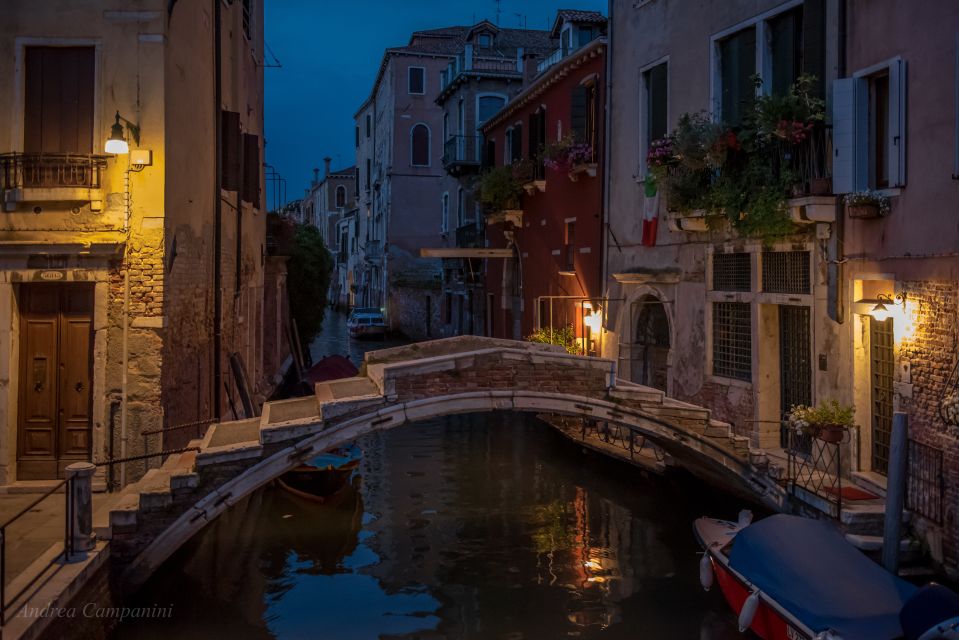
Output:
[115, 412, 742, 640]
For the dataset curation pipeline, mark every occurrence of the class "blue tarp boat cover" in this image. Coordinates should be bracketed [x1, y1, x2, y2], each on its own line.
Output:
[728, 514, 917, 640]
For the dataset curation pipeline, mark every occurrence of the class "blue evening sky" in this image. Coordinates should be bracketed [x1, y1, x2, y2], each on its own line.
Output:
[264, 0, 606, 205]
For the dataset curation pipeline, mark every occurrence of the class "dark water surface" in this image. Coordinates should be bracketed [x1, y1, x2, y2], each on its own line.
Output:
[113, 314, 744, 639]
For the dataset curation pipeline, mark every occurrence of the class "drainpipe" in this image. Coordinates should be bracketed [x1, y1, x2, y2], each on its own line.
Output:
[213, 0, 223, 421]
[119, 163, 132, 487]
[828, 0, 848, 325]
[601, 0, 614, 355]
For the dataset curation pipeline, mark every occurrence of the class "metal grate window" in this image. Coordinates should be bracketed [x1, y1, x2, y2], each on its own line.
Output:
[713, 302, 752, 381]
[712, 252, 752, 292]
[779, 305, 812, 452]
[762, 251, 810, 294]
[871, 317, 895, 475]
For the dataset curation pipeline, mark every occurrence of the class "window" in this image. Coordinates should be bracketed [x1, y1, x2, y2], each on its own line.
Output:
[712, 253, 752, 292]
[365, 159, 371, 191]
[713, 302, 752, 381]
[457, 99, 465, 134]
[577, 26, 595, 48]
[354, 126, 360, 148]
[718, 28, 757, 127]
[833, 57, 906, 192]
[484, 138, 496, 170]
[242, 0, 254, 40]
[505, 125, 523, 164]
[457, 188, 465, 227]
[564, 221, 576, 271]
[242, 133, 260, 205]
[478, 33, 492, 49]
[762, 251, 810, 294]
[221, 110, 241, 191]
[571, 80, 599, 159]
[335, 185, 347, 209]
[408, 66, 426, 95]
[24, 47, 95, 153]
[529, 108, 546, 179]
[366, 113, 372, 138]
[768, 7, 803, 96]
[477, 95, 506, 127]
[443, 112, 449, 141]
[411, 124, 430, 166]
[641, 61, 668, 176]
[561, 28, 572, 55]
[441, 193, 450, 232]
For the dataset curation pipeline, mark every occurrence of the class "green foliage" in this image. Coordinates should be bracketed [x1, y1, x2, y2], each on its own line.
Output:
[478, 165, 524, 211]
[526, 324, 579, 354]
[287, 224, 334, 344]
[656, 76, 828, 240]
[788, 399, 856, 433]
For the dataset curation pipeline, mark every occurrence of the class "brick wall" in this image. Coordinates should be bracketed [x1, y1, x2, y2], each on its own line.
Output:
[895, 279, 959, 566]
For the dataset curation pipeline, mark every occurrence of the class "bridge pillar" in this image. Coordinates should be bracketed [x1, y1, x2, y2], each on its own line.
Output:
[66, 462, 97, 555]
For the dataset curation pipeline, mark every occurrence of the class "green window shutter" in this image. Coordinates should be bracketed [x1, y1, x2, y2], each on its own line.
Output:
[571, 84, 588, 139]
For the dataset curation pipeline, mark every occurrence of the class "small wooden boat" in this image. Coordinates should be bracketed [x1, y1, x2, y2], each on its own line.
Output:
[694, 512, 959, 640]
[278, 444, 360, 505]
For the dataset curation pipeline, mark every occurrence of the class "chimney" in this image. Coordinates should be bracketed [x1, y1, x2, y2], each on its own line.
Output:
[312, 168, 320, 186]
[323, 156, 332, 177]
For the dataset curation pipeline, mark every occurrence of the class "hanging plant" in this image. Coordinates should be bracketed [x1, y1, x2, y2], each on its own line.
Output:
[478, 165, 524, 212]
[543, 135, 594, 172]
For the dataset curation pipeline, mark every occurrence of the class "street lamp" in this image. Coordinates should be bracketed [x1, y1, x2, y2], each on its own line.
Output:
[870, 293, 905, 322]
[105, 111, 140, 155]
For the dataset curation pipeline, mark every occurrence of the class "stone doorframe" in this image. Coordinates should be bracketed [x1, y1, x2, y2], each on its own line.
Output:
[0, 261, 114, 486]
[613, 283, 675, 395]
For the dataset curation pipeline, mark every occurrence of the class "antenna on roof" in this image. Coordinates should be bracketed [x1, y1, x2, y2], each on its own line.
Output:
[494, 0, 501, 25]
[513, 13, 527, 29]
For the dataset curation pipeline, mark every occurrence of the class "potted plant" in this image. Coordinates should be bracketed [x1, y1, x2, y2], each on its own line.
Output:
[788, 400, 855, 444]
[844, 190, 891, 218]
[478, 165, 524, 213]
[543, 136, 597, 180]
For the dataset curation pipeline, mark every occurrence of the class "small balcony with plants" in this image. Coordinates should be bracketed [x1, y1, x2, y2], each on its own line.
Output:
[478, 163, 526, 227]
[543, 135, 597, 182]
[649, 75, 836, 238]
[1, 152, 109, 212]
[442, 135, 481, 175]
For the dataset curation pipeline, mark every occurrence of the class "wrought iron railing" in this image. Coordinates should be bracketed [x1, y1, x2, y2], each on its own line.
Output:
[785, 425, 845, 518]
[536, 47, 566, 75]
[907, 439, 944, 524]
[0, 477, 75, 625]
[0, 152, 108, 190]
[455, 223, 482, 248]
[472, 56, 517, 73]
[443, 136, 480, 168]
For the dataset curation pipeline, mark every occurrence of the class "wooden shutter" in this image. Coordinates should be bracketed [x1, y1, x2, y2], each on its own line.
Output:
[242, 133, 260, 204]
[571, 84, 588, 139]
[887, 58, 906, 187]
[221, 110, 241, 191]
[24, 47, 95, 153]
[831, 78, 856, 194]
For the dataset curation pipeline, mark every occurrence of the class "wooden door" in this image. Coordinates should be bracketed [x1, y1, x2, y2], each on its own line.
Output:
[17, 284, 94, 480]
[870, 317, 895, 475]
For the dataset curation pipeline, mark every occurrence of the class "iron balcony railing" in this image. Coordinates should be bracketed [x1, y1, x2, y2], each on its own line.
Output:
[907, 439, 944, 524]
[455, 223, 483, 249]
[536, 47, 566, 75]
[0, 152, 108, 190]
[443, 136, 481, 169]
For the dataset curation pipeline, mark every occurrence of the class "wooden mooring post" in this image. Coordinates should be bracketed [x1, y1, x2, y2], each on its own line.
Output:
[882, 412, 909, 573]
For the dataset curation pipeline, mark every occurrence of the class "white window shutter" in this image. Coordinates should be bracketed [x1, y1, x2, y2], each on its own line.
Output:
[832, 78, 856, 194]
[888, 57, 907, 187]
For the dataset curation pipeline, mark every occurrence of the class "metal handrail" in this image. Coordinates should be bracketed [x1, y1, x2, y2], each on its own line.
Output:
[0, 152, 109, 190]
[1, 476, 74, 625]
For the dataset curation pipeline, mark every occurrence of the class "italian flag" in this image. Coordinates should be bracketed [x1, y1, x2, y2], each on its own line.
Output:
[641, 176, 660, 247]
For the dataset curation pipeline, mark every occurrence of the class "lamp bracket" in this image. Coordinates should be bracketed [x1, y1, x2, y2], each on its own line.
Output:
[114, 111, 141, 147]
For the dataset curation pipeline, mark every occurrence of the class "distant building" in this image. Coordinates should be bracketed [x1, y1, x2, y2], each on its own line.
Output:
[481, 11, 608, 348]
[301, 158, 357, 307]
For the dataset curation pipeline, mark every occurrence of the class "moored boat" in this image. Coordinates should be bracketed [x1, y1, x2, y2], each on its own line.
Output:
[694, 512, 959, 640]
[278, 443, 361, 504]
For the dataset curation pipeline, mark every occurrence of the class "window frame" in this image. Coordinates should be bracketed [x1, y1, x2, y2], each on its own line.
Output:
[410, 123, 431, 167]
[408, 66, 426, 95]
[335, 185, 347, 209]
[476, 92, 507, 129]
[638, 57, 669, 179]
[441, 192, 450, 233]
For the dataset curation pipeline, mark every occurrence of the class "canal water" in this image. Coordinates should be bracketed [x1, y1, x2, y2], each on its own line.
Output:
[113, 314, 744, 640]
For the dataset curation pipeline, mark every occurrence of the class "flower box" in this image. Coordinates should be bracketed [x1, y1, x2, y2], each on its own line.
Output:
[568, 163, 598, 182]
[847, 203, 881, 219]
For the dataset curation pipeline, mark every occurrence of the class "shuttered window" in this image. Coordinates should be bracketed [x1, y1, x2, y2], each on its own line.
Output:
[571, 84, 588, 140]
[719, 28, 756, 127]
[242, 133, 260, 205]
[571, 81, 599, 157]
[221, 110, 241, 191]
[24, 47, 95, 153]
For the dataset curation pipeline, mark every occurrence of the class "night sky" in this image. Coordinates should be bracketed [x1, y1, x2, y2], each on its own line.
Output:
[263, 0, 607, 206]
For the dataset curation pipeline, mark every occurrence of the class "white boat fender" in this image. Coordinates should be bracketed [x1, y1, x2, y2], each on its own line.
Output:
[738, 591, 760, 633]
[699, 554, 714, 592]
[813, 631, 845, 640]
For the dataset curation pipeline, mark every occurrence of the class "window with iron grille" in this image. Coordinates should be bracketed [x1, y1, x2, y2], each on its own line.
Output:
[762, 251, 810, 294]
[713, 302, 752, 381]
[242, 0, 254, 40]
[712, 252, 752, 291]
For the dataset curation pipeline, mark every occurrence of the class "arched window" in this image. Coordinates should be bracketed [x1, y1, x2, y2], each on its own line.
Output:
[411, 124, 430, 166]
[477, 95, 506, 127]
[335, 185, 346, 208]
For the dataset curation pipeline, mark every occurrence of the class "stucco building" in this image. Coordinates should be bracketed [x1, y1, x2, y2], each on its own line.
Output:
[482, 11, 608, 348]
[0, 0, 276, 487]
[302, 158, 356, 306]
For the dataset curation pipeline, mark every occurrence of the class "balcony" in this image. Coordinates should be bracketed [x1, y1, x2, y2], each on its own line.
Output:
[442, 136, 481, 175]
[364, 239, 383, 262]
[1, 152, 108, 212]
[440, 47, 522, 92]
[535, 48, 566, 75]
[454, 223, 483, 249]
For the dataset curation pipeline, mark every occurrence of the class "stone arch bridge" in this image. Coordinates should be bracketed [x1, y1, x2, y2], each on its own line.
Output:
[107, 336, 786, 586]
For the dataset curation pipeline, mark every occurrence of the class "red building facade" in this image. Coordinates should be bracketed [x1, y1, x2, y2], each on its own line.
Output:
[481, 14, 607, 354]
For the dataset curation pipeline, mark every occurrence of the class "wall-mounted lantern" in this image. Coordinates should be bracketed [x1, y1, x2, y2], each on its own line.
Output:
[105, 111, 140, 155]
[870, 293, 906, 322]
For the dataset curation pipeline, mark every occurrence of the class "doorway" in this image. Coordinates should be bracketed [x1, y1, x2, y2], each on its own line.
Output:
[870, 317, 894, 475]
[778, 305, 812, 451]
[17, 284, 94, 480]
[631, 296, 669, 391]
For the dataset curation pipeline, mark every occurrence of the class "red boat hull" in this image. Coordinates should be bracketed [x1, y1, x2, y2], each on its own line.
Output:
[712, 556, 810, 640]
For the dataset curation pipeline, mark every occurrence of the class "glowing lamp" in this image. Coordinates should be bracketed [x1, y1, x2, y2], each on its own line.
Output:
[870, 293, 904, 322]
[870, 299, 890, 322]
[105, 111, 140, 155]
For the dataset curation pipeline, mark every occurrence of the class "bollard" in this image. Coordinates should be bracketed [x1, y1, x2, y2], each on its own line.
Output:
[66, 462, 97, 555]
[882, 412, 909, 573]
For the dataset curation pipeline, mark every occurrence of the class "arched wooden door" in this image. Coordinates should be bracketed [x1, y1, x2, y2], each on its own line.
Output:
[631, 296, 670, 392]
